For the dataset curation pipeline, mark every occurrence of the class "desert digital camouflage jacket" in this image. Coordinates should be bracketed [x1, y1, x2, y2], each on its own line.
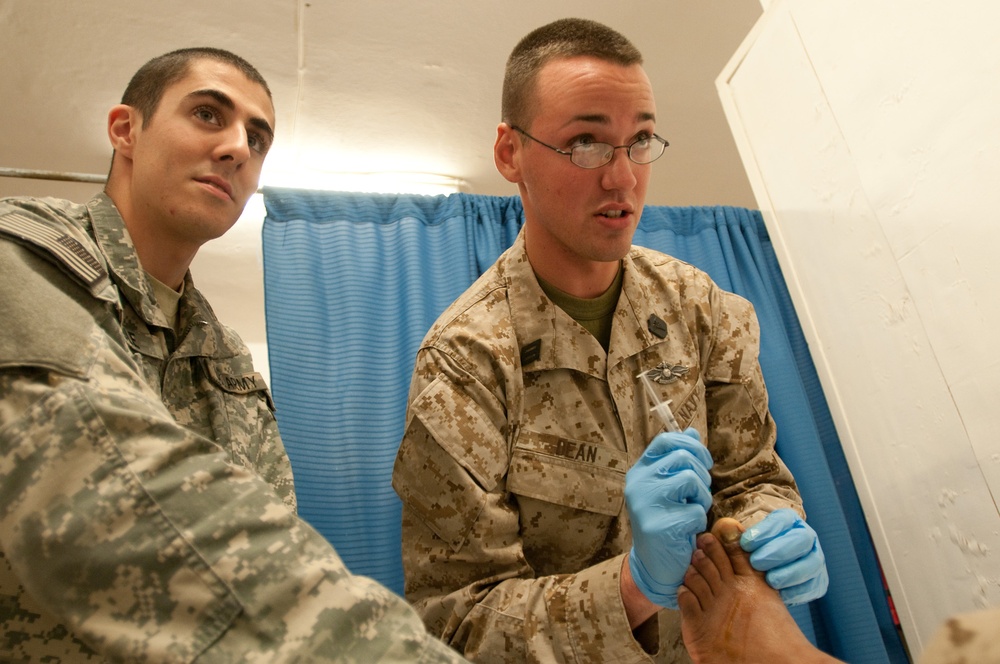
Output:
[393, 229, 804, 663]
[0, 194, 468, 663]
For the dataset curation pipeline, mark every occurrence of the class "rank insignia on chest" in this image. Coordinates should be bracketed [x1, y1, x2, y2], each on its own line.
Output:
[647, 314, 667, 339]
[521, 339, 542, 365]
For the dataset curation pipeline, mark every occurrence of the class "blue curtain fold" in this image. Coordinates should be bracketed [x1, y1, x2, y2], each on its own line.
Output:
[262, 188, 907, 664]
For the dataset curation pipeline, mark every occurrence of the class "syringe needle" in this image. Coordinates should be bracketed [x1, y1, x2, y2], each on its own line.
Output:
[637, 369, 681, 433]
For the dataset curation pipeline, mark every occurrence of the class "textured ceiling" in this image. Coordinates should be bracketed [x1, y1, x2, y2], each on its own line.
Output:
[0, 0, 762, 206]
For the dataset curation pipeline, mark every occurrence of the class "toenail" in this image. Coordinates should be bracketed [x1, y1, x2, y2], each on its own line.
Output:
[720, 529, 742, 544]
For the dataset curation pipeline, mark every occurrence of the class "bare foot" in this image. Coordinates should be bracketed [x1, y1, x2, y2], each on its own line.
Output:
[677, 517, 842, 664]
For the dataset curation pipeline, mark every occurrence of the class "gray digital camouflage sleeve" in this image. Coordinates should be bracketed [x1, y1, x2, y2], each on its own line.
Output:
[0, 235, 468, 663]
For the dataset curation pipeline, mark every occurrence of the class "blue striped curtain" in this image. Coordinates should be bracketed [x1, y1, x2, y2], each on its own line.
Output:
[261, 188, 907, 664]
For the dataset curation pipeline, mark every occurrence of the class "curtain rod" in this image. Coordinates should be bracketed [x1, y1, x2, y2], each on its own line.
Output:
[1, 166, 467, 196]
[0, 167, 268, 193]
[0, 167, 106, 184]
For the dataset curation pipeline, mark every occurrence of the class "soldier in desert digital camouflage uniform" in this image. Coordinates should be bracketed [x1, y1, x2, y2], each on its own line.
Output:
[0, 47, 468, 663]
[392, 19, 829, 663]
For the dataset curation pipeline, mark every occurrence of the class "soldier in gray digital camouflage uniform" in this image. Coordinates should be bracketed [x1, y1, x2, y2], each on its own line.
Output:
[392, 19, 829, 663]
[0, 47, 468, 663]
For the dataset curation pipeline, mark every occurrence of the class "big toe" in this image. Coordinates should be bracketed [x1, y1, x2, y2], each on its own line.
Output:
[711, 517, 756, 576]
[710, 517, 744, 544]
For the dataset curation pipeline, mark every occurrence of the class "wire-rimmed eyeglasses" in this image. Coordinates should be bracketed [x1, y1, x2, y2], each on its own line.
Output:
[511, 126, 669, 169]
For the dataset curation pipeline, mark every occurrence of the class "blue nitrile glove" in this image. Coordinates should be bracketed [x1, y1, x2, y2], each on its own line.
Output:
[741, 508, 829, 605]
[626, 428, 714, 609]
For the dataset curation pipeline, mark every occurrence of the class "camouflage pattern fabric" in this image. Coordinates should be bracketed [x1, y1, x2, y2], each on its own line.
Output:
[921, 607, 1000, 664]
[393, 229, 804, 663]
[0, 195, 469, 663]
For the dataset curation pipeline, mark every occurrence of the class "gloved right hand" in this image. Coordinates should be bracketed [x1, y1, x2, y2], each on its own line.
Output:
[626, 428, 714, 609]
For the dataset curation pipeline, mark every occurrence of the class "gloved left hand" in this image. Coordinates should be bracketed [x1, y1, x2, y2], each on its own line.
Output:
[740, 508, 829, 605]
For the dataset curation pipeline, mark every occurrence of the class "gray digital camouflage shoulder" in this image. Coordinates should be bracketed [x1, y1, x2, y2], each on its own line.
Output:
[0, 196, 470, 663]
[0, 342, 469, 662]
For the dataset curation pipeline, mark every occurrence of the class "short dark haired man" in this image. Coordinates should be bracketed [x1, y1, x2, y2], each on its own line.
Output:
[0, 47, 468, 662]
[393, 19, 827, 662]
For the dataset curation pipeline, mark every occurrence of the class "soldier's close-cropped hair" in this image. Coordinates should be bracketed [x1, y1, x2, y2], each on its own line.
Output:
[501, 18, 643, 130]
[121, 47, 272, 127]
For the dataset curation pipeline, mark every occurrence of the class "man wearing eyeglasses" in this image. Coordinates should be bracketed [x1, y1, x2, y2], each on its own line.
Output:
[393, 18, 826, 663]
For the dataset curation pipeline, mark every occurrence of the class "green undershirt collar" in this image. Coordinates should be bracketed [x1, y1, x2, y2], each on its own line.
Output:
[536, 262, 623, 352]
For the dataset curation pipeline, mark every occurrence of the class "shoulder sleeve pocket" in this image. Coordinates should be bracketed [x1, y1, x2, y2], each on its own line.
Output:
[0, 240, 104, 378]
[393, 375, 510, 551]
[409, 375, 507, 490]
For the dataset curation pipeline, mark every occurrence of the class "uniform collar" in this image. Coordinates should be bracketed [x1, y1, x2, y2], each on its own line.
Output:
[501, 229, 668, 379]
[87, 192, 177, 330]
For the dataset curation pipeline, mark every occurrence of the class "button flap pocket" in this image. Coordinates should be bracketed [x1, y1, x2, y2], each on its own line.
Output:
[508, 431, 626, 517]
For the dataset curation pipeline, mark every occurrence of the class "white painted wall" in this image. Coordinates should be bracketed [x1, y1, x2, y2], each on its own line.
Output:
[719, 0, 1000, 657]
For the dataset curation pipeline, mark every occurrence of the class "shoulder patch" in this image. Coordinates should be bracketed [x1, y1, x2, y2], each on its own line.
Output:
[0, 211, 107, 290]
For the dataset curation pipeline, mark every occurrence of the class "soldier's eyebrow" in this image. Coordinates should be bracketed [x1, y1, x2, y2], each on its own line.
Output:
[186, 88, 274, 143]
[562, 111, 657, 129]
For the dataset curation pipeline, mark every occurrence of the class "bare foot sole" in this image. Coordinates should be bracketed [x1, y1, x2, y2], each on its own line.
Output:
[677, 517, 841, 664]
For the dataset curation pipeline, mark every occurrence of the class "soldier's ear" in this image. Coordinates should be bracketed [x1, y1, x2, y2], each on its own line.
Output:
[494, 123, 523, 184]
[107, 104, 141, 158]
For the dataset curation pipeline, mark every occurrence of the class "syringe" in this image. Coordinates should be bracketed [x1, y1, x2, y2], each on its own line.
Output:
[637, 368, 681, 433]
